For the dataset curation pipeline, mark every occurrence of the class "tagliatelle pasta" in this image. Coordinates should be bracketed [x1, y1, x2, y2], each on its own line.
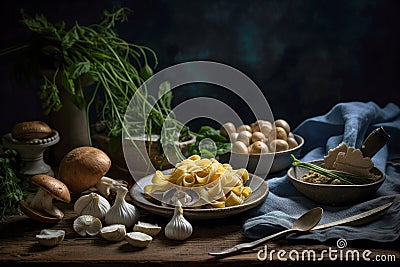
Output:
[144, 155, 252, 208]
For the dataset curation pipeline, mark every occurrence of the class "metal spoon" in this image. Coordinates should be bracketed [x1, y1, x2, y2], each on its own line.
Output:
[209, 207, 323, 257]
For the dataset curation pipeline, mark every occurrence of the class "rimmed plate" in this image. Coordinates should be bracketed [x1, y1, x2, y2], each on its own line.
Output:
[129, 170, 269, 220]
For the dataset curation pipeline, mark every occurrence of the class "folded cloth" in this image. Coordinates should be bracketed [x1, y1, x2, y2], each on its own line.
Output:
[243, 101, 400, 242]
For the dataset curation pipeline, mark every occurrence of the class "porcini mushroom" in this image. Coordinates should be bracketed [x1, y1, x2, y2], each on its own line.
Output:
[20, 174, 71, 222]
[36, 229, 65, 247]
[59, 146, 111, 194]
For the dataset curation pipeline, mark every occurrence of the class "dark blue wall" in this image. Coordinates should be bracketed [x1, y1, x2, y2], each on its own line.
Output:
[1, 0, 399, 134]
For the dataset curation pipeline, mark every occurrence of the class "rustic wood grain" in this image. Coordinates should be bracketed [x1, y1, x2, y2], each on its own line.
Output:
[1, 201, 398, 267]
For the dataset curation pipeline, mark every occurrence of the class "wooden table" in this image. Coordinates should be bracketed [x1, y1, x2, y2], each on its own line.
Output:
[1, 197, 399, 267]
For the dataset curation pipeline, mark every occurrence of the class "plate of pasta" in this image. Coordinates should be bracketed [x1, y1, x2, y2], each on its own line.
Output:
[129, 155, 269, 220]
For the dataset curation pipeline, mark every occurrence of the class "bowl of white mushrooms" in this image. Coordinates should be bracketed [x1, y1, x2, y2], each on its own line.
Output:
[219, 119, 304, 177]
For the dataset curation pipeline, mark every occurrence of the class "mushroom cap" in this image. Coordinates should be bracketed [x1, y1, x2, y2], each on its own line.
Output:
[11, 121, 52, 140]
[19, 201, 62, 223]
[59, 146, 111, 193]
[31, 174, 71, 203]
[73, 215, 102, 237]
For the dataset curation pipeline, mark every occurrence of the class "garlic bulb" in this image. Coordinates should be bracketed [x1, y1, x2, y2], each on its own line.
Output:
[74, 192, 110, 220]
[165, 200, 193, 240]
[105, 186, 139, 228]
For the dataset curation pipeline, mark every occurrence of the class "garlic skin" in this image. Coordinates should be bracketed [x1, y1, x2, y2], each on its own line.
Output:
[74, 192, 110, 220]
[105, 186, 139, 228]
[165, 200, 193, 241]
[100, 224, 126, 241]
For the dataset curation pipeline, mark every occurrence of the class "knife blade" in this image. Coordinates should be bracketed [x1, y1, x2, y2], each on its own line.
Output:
[312, 201, 393, 230]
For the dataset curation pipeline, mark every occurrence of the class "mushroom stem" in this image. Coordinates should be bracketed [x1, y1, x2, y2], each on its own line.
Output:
[30, 188, 63, 218]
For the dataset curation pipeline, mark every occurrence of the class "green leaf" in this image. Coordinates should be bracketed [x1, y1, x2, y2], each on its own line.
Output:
[62, 29, 78, 49]
[140, 64, 153, 80]
[198, 126, 228, 143]
[70, 62, 91, 79]
[41, 45, 60, 56]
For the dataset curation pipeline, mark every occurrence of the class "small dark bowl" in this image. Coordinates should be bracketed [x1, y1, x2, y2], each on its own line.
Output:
[220, 134, 304, 178]
[287, 160, 386, 206]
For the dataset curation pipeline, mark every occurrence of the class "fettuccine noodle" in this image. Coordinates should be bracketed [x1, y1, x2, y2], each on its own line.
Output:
[144, 155, 252, 208]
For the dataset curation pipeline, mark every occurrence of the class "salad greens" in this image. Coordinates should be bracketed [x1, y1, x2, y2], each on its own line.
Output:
[185, 126, 232, 159]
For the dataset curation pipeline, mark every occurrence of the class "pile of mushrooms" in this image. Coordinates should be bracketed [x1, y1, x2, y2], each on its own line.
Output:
[221, 119, 299, 154]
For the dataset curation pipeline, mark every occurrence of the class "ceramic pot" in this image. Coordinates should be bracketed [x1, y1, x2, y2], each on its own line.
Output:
[41, 69, 91, 163]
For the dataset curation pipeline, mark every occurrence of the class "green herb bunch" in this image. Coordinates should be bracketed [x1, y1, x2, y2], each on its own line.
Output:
[1, 7, 175, 143]
[0, 150, 26, 222]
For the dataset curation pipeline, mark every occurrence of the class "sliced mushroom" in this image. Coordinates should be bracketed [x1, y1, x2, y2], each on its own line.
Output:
[125, 232, 152, 248]
[133, 221, 161, 237]
[36, 229, 65, 247]
[20, 174, 71, 223]
[73, 215, 102, 237]
[100, 224, 126, 241]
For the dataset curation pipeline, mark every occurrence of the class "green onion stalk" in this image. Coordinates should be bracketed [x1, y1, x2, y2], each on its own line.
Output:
[290, 155, 377, 185]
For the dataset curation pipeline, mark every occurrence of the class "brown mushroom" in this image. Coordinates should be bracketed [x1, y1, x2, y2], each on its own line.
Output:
[236, 131, 252, 146]
[249, 141, 269, 154]
[59, 146, 111, 193]
[237, 124, 252, 133]
[251, 132, 266, 143]
[20, 174, 71, 223]
[274, 119, 291, 134]
[269, 139, 289, 152]
[220, 122, 236, 138]
[11, 121, 52, 140]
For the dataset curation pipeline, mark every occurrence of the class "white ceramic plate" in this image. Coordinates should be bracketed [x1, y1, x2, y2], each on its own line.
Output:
[129, 170, 269, 220]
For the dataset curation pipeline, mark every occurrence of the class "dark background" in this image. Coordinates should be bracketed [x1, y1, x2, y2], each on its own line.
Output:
[1, 0, 399, 134]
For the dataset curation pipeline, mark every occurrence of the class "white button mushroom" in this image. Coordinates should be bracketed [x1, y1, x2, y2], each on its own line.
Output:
[36, 229, 65, 247]
[20, 174, 71, 223]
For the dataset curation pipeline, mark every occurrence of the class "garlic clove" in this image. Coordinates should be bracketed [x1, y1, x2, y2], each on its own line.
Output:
[36, 229, 65, 247]
[73, 215, 102, 237]
[74, 192, 110, 220]
[125, 232, 152, 248]
[164, 200, 193, 241]
[100, 224, 126, 241]
[133, 221, 161, 237]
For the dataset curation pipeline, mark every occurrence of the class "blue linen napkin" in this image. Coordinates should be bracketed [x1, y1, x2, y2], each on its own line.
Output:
[243, 101, 400, 242]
